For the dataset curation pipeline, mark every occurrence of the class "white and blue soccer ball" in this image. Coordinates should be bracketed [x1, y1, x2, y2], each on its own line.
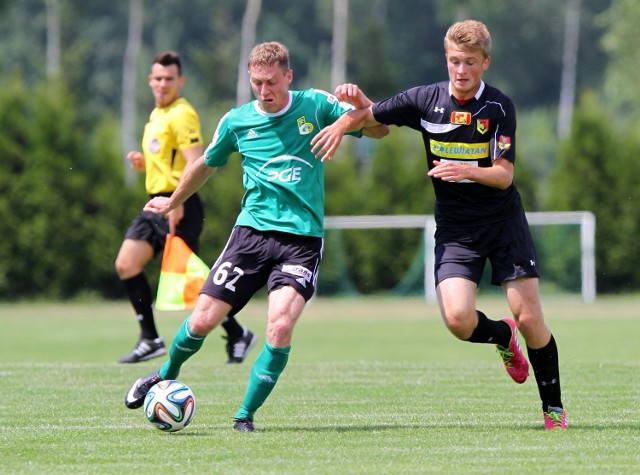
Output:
[144, 380, 196, 432]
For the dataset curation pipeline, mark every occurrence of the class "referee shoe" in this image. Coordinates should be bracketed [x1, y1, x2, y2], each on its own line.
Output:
[225, 328, 257, 364]
[118, 337, 166, 364]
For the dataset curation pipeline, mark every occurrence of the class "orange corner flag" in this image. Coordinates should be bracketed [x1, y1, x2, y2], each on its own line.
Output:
[156, 235, 210, 311]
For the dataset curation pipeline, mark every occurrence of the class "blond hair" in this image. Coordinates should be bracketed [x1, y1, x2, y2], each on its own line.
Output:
[247, 41, 290, 71]
[444, 20, 491, 58]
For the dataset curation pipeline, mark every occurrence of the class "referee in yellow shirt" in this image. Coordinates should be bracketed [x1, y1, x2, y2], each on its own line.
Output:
[115, 51, 256, 364]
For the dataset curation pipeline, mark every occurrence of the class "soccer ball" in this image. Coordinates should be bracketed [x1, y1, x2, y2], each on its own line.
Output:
[143, 380, 196, 432]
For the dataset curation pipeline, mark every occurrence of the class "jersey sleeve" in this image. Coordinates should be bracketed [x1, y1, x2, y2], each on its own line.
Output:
[204, 112, 238, 167]
[173, 105, 203, 152]
[372, 86, 428, 130]
[313, 89, 362, 137]
[491, 97, 517, 163]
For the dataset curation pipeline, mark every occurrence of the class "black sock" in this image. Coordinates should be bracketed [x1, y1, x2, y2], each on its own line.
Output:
[221, 314, 244, 341]
[122, 273, 158, 340]
[527, 335, 562, 412]
[466, 311, 511, 346]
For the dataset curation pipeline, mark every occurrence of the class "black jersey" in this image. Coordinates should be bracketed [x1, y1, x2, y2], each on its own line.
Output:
[372, 80, 522, 226]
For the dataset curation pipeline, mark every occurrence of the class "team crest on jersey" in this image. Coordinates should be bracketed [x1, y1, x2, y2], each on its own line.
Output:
[498, 135, 512, 150]
[149, 137, 160, 154]
[477, 119, 489, 134]
[297, 116, 314, 135]
[451, 111, 471, 125]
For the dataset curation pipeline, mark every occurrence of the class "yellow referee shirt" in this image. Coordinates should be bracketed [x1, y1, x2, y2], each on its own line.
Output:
[142, 97, 203, 194]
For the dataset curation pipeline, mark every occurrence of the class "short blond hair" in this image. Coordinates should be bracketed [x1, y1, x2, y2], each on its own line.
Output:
[248, 41, 290, 71]
[444, 20, 491, 58]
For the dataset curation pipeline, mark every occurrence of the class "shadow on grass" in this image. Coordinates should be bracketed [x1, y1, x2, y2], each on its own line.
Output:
[181, 421, 589, 435]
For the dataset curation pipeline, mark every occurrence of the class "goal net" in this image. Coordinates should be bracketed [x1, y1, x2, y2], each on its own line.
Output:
[321, 212, 596, 302]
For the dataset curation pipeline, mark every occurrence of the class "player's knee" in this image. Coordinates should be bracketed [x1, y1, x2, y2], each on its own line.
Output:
[513, 311, 545, 338]
[266, 319, 294, 347]
[442, 311, 476, 340]
[188, 313, 216, 336]
[446, 321, 471, 340]
[115, 256, 130, 279]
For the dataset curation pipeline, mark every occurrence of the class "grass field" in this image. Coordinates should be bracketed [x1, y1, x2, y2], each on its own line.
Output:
[1, 295, 639, 474]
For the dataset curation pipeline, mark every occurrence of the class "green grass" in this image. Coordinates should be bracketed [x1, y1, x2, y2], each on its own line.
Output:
[1, 295, 639, 474]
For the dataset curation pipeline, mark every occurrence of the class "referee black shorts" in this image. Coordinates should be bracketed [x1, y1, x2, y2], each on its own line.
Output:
[124, 193, 204, 255]
[434, 208, 540, 287]
[200, 226, 323, 314]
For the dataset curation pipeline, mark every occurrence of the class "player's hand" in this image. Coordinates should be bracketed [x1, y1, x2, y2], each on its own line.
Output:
[166, 204, 184, 236]
[334, 83, 372, 109]
[311, 123, 347, 162]
[143, 196, 173, 215]
[127, 151, 146, 172]
[427, 160, 468, 182]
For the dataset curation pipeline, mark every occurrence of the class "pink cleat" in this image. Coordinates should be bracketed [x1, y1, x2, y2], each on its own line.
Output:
[544, 406, 568, 430]
[495, 318, 529, 384]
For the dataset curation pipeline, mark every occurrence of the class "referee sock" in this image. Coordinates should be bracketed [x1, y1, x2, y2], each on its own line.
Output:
[221, 314, 244, 341]
[159, 317, 206, 380]
[235, 342, 290, 421]
[122, 272, 158, 340]
[527, 335, 562, 412]
[466, 310, 512, 347]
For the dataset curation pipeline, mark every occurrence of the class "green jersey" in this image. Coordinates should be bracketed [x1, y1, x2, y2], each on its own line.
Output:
[204, 89, 357, 237]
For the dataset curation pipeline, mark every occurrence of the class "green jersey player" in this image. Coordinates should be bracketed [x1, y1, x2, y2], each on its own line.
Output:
[124, 41, 388, 432]
[204, 88, 347, 237]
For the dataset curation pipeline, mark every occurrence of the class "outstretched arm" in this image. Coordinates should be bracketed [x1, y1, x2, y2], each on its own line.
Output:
[311, 108, 376, 162]
[144, 155, 216, 216]
[362, 122, 390, 139]
[164, 145, 204, 235]
[312, 83, 386, 162]
[334, 83, 374, 110]
[335, 83, 388, 138]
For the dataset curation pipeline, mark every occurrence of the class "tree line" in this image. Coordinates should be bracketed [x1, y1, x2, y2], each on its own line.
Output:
[2, 0, 640, 299]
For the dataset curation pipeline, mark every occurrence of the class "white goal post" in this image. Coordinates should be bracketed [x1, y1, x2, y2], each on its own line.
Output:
[324, 211, 596, 303]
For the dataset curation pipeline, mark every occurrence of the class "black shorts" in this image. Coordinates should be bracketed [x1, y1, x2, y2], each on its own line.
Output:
[200, 226, 323, 314]
[434, 208, 540, 287]
[124, 193, 204, 255]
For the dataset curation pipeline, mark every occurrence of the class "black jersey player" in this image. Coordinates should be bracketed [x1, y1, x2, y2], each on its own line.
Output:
[312, 20, 567, 430]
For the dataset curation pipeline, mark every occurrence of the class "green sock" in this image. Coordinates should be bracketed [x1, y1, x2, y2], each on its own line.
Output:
[159, 316, 206, 380]
[235, 342, 290, 420]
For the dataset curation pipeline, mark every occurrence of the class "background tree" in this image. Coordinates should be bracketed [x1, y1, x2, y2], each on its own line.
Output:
[557, 0, 582, 139]
[600, 0, 640, 117]
[121, 0, 144, 185]
[2, 0, 638, 299]
[45, 0, 61, 78]
[547, 92, 640, 292]
[0, 79, 138, 299]
[236, 0, 262, 105]
[331, 0, 348, 86]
